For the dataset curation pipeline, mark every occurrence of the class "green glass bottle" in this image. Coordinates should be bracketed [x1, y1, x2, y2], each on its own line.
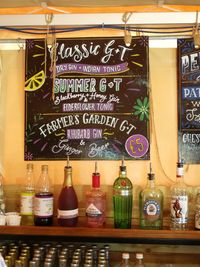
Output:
[139, 163, 163, 229]
[113, 157, 133, 229]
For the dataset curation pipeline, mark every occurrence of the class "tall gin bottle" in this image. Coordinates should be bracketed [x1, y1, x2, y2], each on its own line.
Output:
[113, 157, 133, 229]
[170, 161, 189, 230]
[139, 163, 163, 229]
[85, 162, 106, 227]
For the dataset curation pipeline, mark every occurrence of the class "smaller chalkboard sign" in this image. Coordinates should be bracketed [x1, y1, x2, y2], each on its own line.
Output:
[177, 38, 200, 164]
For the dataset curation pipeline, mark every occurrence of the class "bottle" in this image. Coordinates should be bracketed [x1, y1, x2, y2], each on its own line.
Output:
[34, 165, 53, 226]
[0, 174, 5, 214]
[170, 161, 189, 230]
[119, 253, 133, 267]
[139, 163, 163, 229]
[57, 157, 78, 227]
[195, 191, 200, 230]
[85, 162, 106, 228]
[133, 253, 145, 267]
[20, 163, 35, 225]
[113, 157, 133, 229]
[14, 260, 23, 267]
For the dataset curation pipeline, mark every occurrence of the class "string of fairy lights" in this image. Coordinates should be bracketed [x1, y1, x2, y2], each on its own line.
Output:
[0, 24, 198, 35]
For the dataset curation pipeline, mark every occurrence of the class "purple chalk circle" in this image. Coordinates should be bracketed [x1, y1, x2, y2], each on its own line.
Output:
[125, 134, 149, 158]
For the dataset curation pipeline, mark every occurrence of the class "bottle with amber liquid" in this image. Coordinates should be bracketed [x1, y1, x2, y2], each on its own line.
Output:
[34, 165, 53, 226]
[57, 157, 78, 227]
[85, 162, 106, 227]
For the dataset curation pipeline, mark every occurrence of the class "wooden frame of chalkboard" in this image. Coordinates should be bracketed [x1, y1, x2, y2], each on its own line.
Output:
[24, 37, 150, 160]
[177, 38, 200, 164]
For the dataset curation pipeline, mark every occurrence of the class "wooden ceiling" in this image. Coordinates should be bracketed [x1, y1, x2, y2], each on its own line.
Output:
[0, 0, 200, 14]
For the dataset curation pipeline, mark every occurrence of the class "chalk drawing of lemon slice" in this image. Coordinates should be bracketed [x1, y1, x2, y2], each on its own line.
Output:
[25, 70, 45, 91]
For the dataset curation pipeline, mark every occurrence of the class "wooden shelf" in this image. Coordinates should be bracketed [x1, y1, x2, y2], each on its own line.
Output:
[0, 225, 200, 244]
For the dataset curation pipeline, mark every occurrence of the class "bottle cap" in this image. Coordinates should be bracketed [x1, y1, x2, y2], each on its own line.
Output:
[120, 156, 126, 172]
[41, 165, 48, 171]
[177, 161, 184, 177]
[66, 156, 72, 170]
[177, 161, 183, 168]
[148, 173, 155, 180]
[120, 165, 126, 172]
[122, 253, 130, 259]
[92, 173, 100, 188]
[27, 163, 33, 170]
[148, 162, 155, 180]
[136, 253, 143, 260]
[92, 162, 100, 188]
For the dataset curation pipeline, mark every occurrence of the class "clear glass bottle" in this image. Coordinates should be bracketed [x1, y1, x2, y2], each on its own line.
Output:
[57, 157, 78, 227]
[133, 253, 145, 267]
[85, 162, 106, 228]
[113, 157, 133, 229]
[0, 173, 5, 214]
[195, 191, 200, 230]
[34, 165, 53, 226]
[119, 253, 133, 267]
[20, 163, 35, 225]
[170, 161, 189, 230]
[139, 163, 163, 229]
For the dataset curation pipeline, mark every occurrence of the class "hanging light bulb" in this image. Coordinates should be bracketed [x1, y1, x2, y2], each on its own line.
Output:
[46, 34, 54, 49]
[124, 29, 132, 47]
[193, 30, 200, 49]
[122, 12, 133, 47]
[193, 12, 200, 49]
[45, 13, 54, 48]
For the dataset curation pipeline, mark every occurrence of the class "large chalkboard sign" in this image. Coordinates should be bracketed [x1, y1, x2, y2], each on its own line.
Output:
[178, 38, 200, 164]
[25, 37, 150, 160]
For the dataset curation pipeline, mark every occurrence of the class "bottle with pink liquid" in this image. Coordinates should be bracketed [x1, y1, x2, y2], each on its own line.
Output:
[85, 162, 106, 227]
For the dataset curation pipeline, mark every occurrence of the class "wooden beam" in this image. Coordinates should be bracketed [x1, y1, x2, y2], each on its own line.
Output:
[0, 5, 200, 15]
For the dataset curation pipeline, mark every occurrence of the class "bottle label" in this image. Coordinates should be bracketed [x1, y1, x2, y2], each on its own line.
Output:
[34, 196, 53, 217]
[57, 209, 78, 219]
[113, 189, 132, 196]
[20, 192, 35, 215]
[143, 200, 161, 221]
[171, 196, 188, 223]
[86, 203, 102, 217]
